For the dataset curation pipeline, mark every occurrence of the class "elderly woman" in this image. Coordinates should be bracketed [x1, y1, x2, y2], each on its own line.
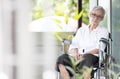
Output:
[56, 6, 108, 79]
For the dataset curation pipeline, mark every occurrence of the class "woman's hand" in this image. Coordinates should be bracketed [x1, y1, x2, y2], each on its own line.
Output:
[74, 53, 84, 62]
[72, 48, 84, 61]
[74, 52, 80, 61]
[72, 48, 79, 61]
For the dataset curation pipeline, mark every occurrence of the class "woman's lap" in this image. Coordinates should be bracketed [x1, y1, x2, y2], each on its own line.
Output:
[56, 53, 99, 76]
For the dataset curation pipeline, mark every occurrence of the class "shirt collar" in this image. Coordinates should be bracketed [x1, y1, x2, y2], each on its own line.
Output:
[87, 24, 100, 32]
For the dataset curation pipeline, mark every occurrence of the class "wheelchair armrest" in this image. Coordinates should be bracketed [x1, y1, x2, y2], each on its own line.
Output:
[99, 38, 109, 45]
[62, 38, 72, 45]
[62, 39, 72, 54]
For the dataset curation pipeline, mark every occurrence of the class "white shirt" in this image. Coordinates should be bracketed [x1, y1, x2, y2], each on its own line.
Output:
[69, 25, 108, 56]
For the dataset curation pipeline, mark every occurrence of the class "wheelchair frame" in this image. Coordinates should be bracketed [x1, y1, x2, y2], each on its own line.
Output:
[57, 37, 116, 79]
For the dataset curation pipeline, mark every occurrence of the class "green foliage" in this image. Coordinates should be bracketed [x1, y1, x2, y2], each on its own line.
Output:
[53, 19, 63, 29]
[64, 56, 84, 79]
[32, 0, 89, 24]
[54, 2, 67, 16]
[82, 0, 89, 25]
[31, 0, 89, 41]
[64, 56, 93, 79]
[54, 32, 74, 42]
[32, 5, 43, 20]
[108, 63, 120, 79]
[64, 12, 69, 24]
[74, 9, 84, 20]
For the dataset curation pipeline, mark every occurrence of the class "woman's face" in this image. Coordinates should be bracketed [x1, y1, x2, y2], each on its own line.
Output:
[90, 9, 104, 25]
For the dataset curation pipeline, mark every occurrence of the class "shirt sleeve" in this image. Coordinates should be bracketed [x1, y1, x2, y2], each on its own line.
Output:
[69, 29, 81, 51]
[69, 35, 79, 51]
[97, 28, 109, 51]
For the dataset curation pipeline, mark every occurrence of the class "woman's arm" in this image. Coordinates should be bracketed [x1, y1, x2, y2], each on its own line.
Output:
[86, 48, 99, 54]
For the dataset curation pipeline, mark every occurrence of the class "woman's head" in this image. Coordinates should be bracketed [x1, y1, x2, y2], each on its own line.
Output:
[90, 6, 105, 26]
[91, 6, 105, 17]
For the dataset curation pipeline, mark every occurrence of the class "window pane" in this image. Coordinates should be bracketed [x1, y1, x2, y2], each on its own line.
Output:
[112, 0, 120, 65]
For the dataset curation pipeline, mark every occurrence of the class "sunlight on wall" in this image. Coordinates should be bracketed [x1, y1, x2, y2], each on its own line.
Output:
[42, 70, 56, 79]
[0, 72, 9, 79]
[42, 32, 57, 79]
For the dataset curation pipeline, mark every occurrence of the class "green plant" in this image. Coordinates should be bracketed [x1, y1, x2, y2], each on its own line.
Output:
[108, 63, 120, 79]
[64, 56, 93, 79]
[32, 5, 43, 20]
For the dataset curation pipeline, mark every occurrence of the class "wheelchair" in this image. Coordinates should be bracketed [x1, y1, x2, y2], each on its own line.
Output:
[56, 37, 116, 79]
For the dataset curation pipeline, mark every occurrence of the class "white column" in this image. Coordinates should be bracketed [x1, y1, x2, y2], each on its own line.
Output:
[15, 0, 34, 79]
[0, 0, 3, 73]
[42, 32, 57, 79]
[2, 0, 13, 55]
[1, 0, 13, 79]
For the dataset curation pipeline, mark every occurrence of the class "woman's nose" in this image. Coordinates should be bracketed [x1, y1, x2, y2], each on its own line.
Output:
[94, 17, 98, 20]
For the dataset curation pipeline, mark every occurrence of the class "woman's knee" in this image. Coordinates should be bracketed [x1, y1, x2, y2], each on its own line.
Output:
[56, 54, 70, 71]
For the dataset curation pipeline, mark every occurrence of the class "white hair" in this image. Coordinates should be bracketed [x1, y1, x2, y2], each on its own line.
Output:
[92, 6, 105, 16]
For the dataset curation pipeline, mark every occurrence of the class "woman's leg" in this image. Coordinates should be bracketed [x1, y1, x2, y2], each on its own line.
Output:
[59, 64, 70, 79]
[56, 54, 74, 79]
[77, 54, 99, 79]
[83, 71, 91, 79]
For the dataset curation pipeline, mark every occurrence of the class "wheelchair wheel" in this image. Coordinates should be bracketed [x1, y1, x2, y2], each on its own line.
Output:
[105, 55, 117, 79]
